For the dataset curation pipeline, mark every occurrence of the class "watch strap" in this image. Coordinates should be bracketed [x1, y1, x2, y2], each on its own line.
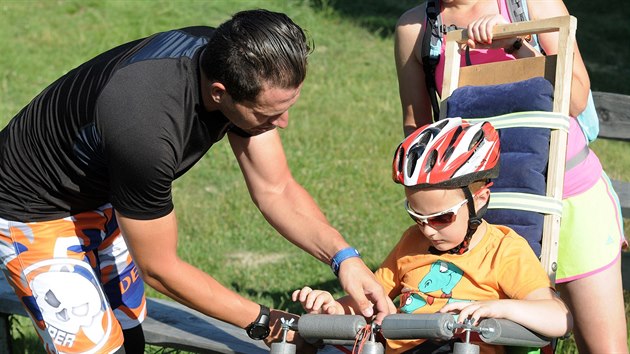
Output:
[330, 247, 361, 277]
[255, 304, 270, 323]
[245, 304, 271, 340]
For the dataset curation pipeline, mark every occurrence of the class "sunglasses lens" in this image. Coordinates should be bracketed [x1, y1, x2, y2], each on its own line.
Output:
[427, 212, 456, 227]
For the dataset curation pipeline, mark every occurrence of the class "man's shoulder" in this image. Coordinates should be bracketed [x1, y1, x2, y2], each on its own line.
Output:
[172, 26, 215, 38]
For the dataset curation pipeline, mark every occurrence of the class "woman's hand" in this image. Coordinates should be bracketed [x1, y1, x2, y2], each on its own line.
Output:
[292, 287, 345, 314]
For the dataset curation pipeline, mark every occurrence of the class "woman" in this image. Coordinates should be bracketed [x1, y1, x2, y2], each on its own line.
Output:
[394, 0, 627, 352]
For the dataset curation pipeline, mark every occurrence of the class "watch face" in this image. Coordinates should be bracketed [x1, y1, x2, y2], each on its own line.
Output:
[247, 323, 270, 340]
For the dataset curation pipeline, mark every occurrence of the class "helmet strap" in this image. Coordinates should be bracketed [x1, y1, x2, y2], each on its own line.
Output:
[434, 186, 489, 255]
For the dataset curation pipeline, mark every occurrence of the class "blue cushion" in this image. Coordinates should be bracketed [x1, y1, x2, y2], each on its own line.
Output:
[446, 77, 554, 257]
[446, 77, 554, 118]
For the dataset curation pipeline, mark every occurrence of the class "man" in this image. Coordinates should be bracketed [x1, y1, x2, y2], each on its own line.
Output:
[0, 9, 390, 353]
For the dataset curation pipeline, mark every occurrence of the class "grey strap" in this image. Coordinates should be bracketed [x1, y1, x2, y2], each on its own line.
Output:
[565, 144, 590, 171]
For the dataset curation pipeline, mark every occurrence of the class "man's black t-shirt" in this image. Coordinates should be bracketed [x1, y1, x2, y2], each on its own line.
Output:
[0, 26, 245, 222]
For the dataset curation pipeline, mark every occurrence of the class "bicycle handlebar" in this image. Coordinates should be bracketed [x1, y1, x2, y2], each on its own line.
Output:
[380, 313, 455, 340]
[296, 313, 550, 348]
[297, 314, 367, 340]
[478, 318, 551, 347]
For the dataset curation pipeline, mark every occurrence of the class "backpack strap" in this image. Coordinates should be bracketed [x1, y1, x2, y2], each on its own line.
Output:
[507, 0, 528, 21]
[421, 0, 442, 121]
[421, 0, 465, 121]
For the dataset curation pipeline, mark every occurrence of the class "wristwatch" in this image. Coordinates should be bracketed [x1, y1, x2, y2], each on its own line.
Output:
[245, 304, 271, 340]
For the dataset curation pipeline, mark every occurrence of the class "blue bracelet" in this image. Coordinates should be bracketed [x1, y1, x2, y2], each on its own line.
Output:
[330, 247, 361, 277]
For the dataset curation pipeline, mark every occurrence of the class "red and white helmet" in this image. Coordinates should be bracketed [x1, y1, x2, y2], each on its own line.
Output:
[392, 118, 500, 188]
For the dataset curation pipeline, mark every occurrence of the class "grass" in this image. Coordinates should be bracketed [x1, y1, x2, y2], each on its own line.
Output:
[1, 0, 629, 353]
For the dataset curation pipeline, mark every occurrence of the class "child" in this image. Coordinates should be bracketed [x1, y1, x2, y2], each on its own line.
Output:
[293, 118, 572, 353]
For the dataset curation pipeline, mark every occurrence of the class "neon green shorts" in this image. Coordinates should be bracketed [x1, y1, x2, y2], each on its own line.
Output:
[556, 173, 626, 282]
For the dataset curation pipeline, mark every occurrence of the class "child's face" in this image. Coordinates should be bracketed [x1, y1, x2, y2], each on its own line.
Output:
[404, 187, 472, 251]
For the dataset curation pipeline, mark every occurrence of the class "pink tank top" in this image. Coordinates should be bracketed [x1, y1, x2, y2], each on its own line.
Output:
[432, 0, 601, 197]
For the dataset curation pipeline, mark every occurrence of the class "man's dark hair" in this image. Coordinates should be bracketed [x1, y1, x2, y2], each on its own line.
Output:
[201, 9, 311, 102]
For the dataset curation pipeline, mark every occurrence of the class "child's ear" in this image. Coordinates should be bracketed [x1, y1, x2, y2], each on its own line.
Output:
[474, 187, 491, 211]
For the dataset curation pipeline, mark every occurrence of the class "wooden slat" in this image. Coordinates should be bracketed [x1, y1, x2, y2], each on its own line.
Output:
[593, 91, 630, 141]
[142, 298, 268, 354]
[612, 179, 630, 217]
[444, 16, 576, 43]
[623, 252, 630, 291]
[592, 91, 629, 217]
[458, 55, 557, 88]
[540, 15, 576, 284]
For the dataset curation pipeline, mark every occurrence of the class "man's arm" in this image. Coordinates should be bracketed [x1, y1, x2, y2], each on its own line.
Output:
[117, 211, 318, 350]
[229, 129, 347, 262]
[228, 129, 392, 322]
[116, 211, 263, 328]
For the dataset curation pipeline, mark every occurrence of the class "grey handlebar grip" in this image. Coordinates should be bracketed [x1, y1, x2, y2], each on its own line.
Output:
[297, 314, 367, 340]
[479, 318, 551, 347]
[380, 314, 455, 340]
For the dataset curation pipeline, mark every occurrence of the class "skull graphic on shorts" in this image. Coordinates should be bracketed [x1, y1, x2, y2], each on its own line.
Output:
[31, 271, 104, 335]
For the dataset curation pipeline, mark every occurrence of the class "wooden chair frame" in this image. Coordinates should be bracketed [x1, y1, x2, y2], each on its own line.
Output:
[439, 16, 577, 282]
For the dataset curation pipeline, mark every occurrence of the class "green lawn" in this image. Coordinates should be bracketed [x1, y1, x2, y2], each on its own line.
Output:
[2, 0, 628, 353]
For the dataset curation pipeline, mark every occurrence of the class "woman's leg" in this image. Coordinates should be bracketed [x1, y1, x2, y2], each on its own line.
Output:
[557, 256, 628, 353]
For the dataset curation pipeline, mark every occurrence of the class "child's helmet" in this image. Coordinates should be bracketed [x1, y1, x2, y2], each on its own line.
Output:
[392, 118, 500, 188]
[392, 118, 501, 255]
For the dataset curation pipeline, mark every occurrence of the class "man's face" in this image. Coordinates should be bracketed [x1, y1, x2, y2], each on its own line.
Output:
[221, 83, 302, 136]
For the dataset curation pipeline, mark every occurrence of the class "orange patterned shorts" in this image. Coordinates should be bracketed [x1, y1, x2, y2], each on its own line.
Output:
[0, 204, 146, 353]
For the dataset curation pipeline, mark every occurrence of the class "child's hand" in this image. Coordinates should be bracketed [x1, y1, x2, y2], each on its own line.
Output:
[291, 287, 344, 314]
[465, 14, 515, 50]
[439, 299, 508, 326]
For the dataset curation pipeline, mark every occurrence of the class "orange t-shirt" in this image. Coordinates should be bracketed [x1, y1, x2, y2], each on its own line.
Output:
[375, 222, 551, 354]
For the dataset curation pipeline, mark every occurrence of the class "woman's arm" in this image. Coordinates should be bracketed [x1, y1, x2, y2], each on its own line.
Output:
[395, 5, 434, 136]
[528, 0, 590, 116]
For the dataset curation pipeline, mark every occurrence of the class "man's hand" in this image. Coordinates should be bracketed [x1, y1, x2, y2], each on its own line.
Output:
[337, 258, 395, 324]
